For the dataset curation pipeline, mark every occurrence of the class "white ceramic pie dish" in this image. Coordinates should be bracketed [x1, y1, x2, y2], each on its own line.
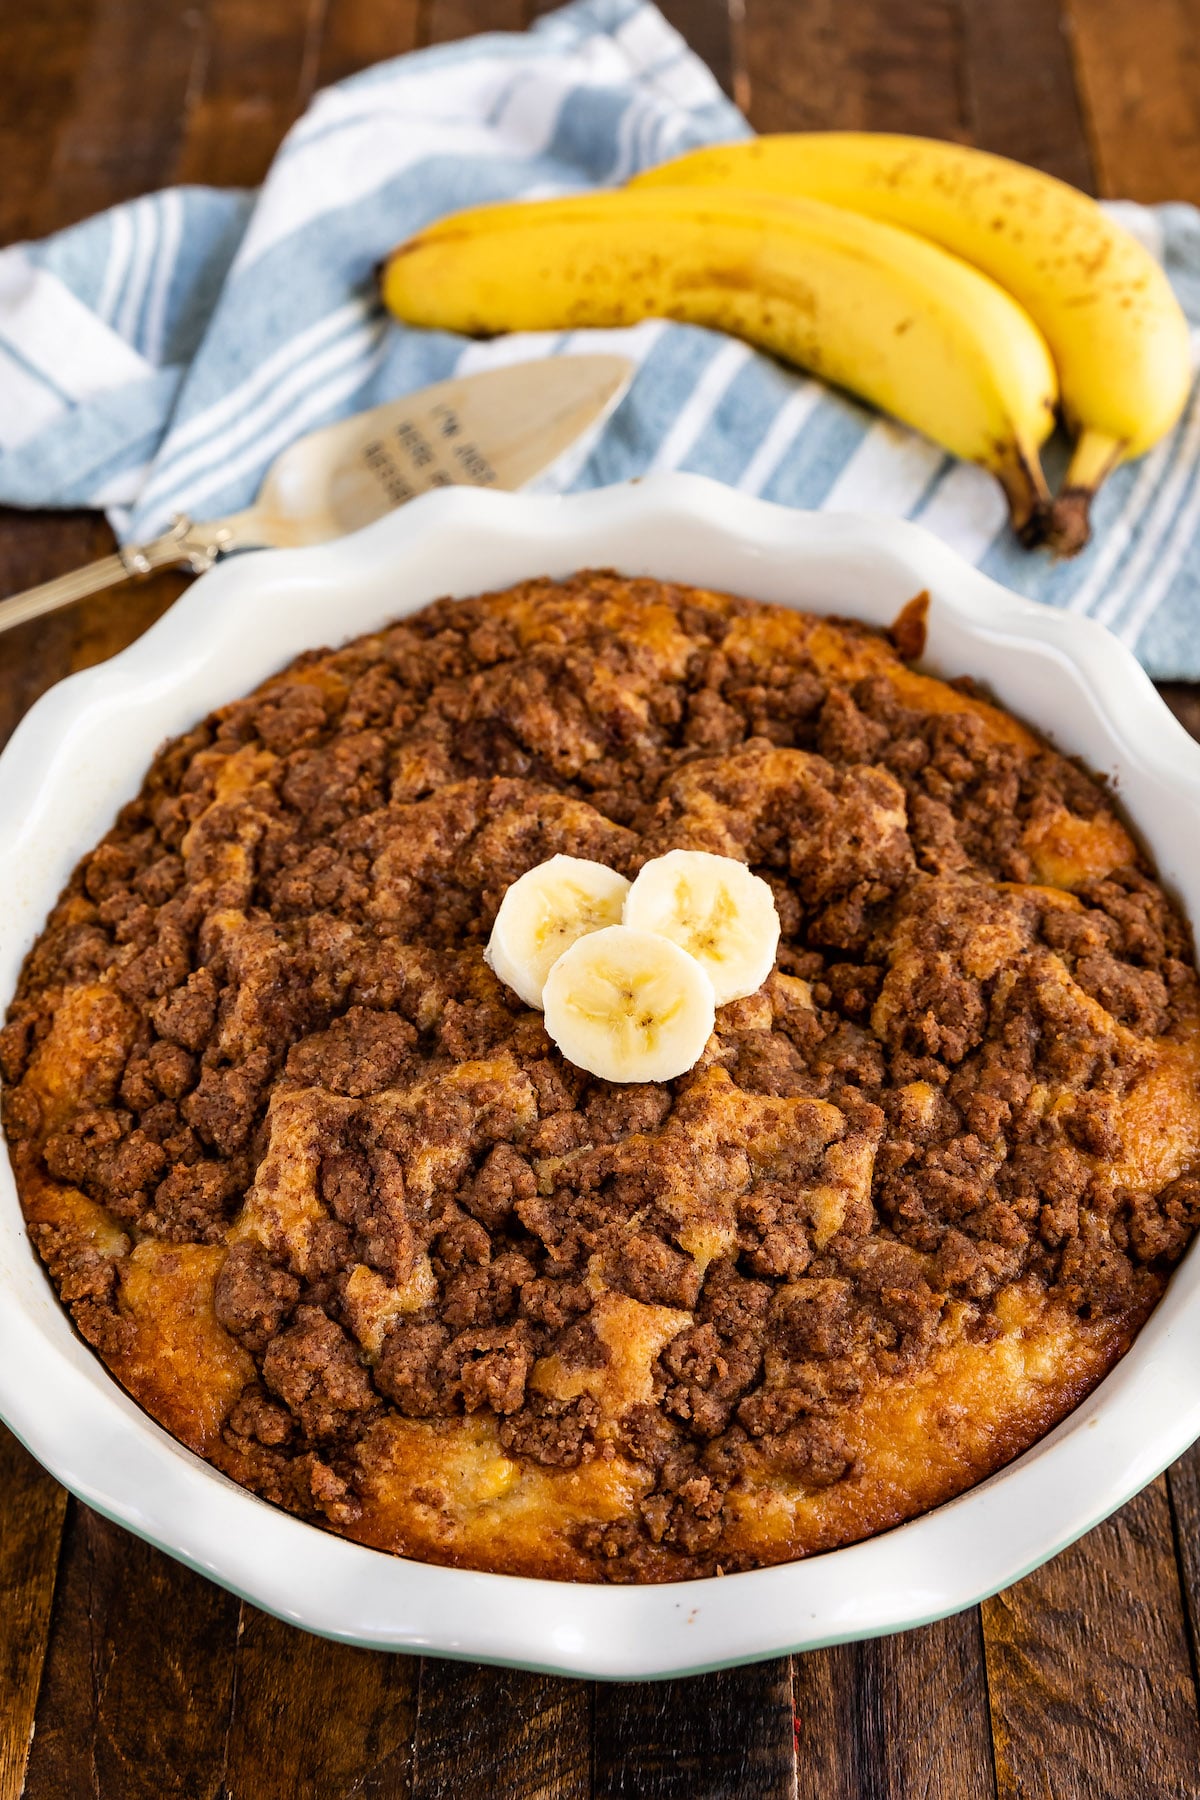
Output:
[3, 472, 1200, 1681]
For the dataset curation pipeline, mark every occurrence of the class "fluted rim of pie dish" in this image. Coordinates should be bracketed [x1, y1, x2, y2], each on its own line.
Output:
[3, 472, 1200, 1680]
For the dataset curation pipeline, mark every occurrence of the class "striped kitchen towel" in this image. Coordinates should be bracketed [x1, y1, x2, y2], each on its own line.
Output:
[1, 0, 1199, 678]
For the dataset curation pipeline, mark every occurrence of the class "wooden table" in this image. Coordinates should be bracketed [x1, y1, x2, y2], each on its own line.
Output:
[4, 3, 1200, 1795]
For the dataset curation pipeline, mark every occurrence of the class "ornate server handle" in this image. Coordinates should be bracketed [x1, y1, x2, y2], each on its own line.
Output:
[0, 517, 235, 636]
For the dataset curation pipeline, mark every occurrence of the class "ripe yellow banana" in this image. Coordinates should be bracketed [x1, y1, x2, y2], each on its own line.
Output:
[382, 189, 1058, 540]
[634, 134, 1193, 551]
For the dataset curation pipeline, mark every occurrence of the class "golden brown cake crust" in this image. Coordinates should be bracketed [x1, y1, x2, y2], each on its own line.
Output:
[5, 571, 1200, 1583]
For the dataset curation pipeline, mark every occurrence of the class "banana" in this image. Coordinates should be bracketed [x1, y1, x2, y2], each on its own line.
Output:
[634, 134, 1193, 551]
[542, 925, 716, 1083]
[485, 854, 630, 1009]
[623, 850, 779, 1005]
[381, 188, 1059, 540]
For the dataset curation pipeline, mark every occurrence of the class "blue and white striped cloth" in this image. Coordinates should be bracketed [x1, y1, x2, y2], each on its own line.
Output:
[2, 0, 1200, 678]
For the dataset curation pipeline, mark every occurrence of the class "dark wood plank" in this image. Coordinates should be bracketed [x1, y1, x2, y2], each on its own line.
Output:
[962, 0, 1096, 187]
[741, 0, 966, 139]
[315, 0, 421, 86]
[144, 0, 429, 1785]
[21, 1501, 240, 1800]
[592, 1659, 795, 1800]
[1063, 0, 1200, 203]
[0, 0, 98, 243]
[438, 15, 769, 1789]
[174, 0, 328, 187]
[982, 1477, 1200, 1799]
[0, 1428, 69, 1800]
[1166, 1442, 1200, 1693]
[792, 1614, 996, 1800]
[387, 10, 779, 1789]
[220, 1605, 419, 1799]
[411, 1663, 590, 1800]
[29, 0, 208, 233]
[0, 7, 213, 1788]
[430, 0, 525, 46]
[0, 0, 204, 752]
[0, 510, 190, 753]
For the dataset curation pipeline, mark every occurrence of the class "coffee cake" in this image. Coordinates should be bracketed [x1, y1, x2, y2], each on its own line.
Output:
[4, 571, 1200, 1581]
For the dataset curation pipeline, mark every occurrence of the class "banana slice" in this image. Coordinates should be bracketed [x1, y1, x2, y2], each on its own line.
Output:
[622, 849, 780, 1005]
[543, 925, 715, 1083]
[485, 854, 630, 1009]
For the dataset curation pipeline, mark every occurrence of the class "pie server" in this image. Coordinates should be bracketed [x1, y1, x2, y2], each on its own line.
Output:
[0, 354, 634, 635]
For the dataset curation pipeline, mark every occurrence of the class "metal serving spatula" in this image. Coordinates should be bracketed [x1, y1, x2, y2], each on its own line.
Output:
[0, 354, 633, 635]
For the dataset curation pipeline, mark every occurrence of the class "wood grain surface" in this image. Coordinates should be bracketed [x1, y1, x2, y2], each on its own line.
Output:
[792, 1614, 997, 1800]
[22, 1509, 241, 1800]
[2, 2, 1200, 1797]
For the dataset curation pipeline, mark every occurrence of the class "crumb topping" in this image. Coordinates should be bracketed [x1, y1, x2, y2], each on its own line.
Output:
[4, 571, 1200, 1580]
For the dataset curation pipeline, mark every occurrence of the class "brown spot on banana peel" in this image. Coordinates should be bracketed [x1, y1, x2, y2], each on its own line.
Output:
[680, 264, 819, 319]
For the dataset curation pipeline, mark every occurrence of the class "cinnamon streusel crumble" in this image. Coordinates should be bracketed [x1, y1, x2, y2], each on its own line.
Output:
[5, 571, 1200, 1581]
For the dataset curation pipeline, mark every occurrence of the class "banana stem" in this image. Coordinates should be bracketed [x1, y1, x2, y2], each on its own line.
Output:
[996, 446, 1055, 548]
[1042, 429, 1126, 558]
